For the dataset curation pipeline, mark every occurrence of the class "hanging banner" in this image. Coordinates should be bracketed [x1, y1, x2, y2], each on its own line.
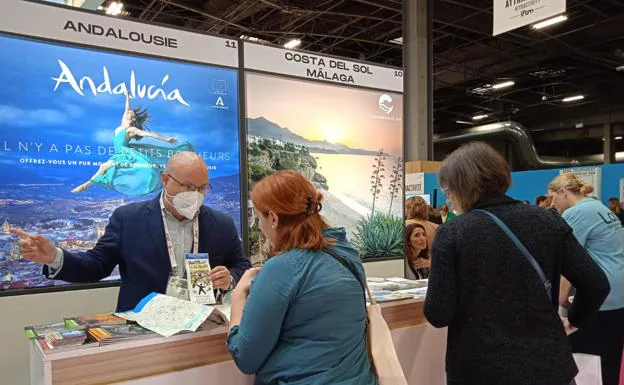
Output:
[493, 0, 567, 36]
[0, 0, 238, 67]
[405, 173, 425, 198]
[560, 166, 601, 200]
[243, 42, 403, 92]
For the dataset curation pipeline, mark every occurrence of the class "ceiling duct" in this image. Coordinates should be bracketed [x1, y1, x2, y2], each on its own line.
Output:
[433, 121, 623, 169]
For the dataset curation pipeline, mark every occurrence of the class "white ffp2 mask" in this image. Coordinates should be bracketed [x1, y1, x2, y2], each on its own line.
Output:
[166, 190, 204, 219]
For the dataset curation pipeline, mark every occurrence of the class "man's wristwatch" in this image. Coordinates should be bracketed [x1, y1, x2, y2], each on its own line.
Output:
[225, 276, 236, 292]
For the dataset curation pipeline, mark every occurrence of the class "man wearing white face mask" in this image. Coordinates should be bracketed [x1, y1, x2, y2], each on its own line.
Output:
[11, 152, 251, 312]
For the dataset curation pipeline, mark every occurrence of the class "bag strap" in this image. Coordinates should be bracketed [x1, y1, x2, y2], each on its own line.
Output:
[322, 248, 376, 305]
[473, 209, 553, 302]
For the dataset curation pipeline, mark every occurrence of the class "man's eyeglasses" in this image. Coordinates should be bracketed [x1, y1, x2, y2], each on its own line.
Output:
[167, 174, 211, 193]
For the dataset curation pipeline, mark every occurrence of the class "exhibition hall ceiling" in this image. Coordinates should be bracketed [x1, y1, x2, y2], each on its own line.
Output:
[107, 0, 624, 156]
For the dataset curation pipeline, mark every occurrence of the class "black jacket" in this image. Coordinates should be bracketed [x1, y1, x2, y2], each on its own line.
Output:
[424, 195, 610, 385]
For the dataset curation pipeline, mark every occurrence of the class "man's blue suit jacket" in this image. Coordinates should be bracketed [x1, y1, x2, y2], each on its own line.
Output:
[43, 196, 251, 312]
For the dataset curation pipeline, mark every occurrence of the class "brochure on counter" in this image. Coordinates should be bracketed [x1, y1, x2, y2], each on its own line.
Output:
[366, 277, 428, 303]
[64, 313, 127, 329]
[24, 294, 231, 354]
[24, 323, 87, 350]
[115, 292, 229, 337]
[87, 324, 155, 345]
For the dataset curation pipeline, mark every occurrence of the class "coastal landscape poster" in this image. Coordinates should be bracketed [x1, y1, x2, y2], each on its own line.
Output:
[246, 73, 404, 262]
[0, 33, 241, 293]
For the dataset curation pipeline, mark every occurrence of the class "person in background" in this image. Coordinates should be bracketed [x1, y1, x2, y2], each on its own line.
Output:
[439, 204, 456, 223]
[406, 196, 439, 256]
[428, 205, 443, 225]
[12, 152, 250, 312]
[227, 170, 376, 385]
[425, 142, 610, 385]
[608, 197, 624, 225]
[405, 196, 416, 220]
[405, 223, 430, 279]
[536, 195, 551, 208]
[549, 174, 624, 385]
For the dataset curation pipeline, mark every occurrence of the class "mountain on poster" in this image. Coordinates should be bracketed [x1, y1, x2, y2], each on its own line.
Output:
[248, 117, 380, 156]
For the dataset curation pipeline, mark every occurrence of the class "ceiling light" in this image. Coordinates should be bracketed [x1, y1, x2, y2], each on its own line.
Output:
[390, 37, 403, 45]
[456, 120, 473, 125]
[284, 39, 302, 49]
[617, 65, 624, 72]
[529, 68, 566, 79]
[532, 15, 568, 29]
[562, 95, 585, 103]
[492, 80, 515, 90]
[105, 2, 124, 16]
[240, 35, 259, 42]
[469, 85, 492, 95]
[472, 114, 488, 121]
[615, 136, 623, 140]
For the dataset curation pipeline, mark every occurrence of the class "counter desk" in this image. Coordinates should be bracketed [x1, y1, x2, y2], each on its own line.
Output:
[30, 299, 447, 385]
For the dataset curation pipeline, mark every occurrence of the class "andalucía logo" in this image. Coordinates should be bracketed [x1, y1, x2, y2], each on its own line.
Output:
[51, 59, 190, 106]
[378, 94, 394, 114]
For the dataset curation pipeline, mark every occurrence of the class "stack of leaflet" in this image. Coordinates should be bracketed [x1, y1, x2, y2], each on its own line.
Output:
[86, 324, 155, 345]
[366, 277, 428, 303]
[65, 313, 127, 329]
[45, 330, 86, 348]
[24, 323, 87, 350]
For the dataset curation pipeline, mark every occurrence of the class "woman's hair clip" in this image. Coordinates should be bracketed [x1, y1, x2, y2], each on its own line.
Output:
[304, 196, 322, 216]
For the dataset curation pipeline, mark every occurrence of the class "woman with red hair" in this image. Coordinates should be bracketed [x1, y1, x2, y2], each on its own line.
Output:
[227, 170, 376, 385]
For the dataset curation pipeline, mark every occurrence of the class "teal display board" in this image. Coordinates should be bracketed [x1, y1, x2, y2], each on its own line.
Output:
[424, 163, 624, 207]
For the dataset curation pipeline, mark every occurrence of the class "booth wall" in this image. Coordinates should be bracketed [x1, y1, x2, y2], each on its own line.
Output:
[602, 164, 623, 201]
[423, 163, 624, 207]
[424, 173, 446, 207]
[507, 169, 559, 203]
[363, 258, 405, 278]
[0, 287, 119, 385]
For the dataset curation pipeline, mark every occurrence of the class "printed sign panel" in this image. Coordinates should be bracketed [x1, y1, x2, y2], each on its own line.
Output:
[245, 73, 403, 263]
[0, 33, 241, 293]
[244, 42, 403, 92]
[493, 0, 566, 36]
[0, 0, 238, 67]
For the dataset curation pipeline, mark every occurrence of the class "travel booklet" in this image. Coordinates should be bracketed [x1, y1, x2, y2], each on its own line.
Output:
[184, 253, 216, 305]
[115, 292, 228, 337]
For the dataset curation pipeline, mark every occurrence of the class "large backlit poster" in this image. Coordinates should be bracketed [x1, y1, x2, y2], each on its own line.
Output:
[246, 72, 403, 262]
[0, 32, 241, 293]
